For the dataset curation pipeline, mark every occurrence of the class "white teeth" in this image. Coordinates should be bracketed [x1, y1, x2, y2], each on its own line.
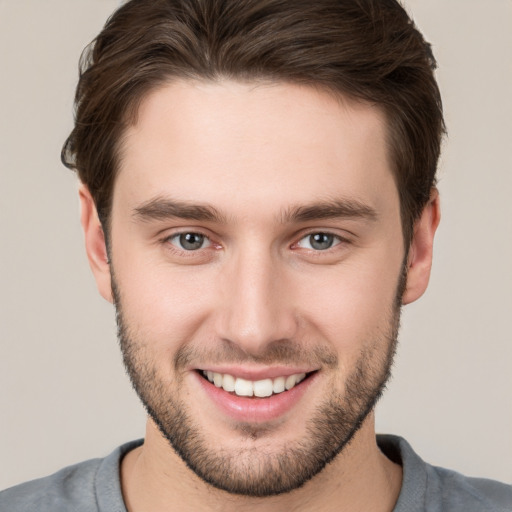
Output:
[222, 373, 236, 392]
[234, 378, 254, 397]
[285, 373, 306, 390]
[285, 374, 297, 390]
[272, 376, 286, 394]
[202, 371, 308, 397]
[213, 372, 223, 388]
[253, 379, 273, 398]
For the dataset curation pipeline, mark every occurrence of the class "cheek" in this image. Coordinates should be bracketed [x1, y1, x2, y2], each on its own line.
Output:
[113, 253, 217, 356]
[296, 256, 402, 351]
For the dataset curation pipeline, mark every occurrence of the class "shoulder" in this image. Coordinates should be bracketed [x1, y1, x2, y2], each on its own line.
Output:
[430, 465, 512, 512]
[0, 440, 142, 512]
[378, 434, 512, 512]
[0, 458, 102, 512]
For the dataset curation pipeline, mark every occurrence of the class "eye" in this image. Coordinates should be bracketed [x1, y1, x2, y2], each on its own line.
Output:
[168, 232, 211, 251]
[296, 232, 341, 251]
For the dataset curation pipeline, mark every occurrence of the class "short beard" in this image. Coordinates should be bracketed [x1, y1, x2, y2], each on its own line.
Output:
[112, 264, 405, 497]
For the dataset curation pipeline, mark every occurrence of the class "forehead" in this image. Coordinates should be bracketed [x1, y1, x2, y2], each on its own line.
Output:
[115, 79, 398, 220]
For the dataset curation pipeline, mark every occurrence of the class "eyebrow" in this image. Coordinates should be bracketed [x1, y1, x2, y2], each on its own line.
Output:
[280, 199, 378, 223]
[133, 196, 377, 225]
[133, 197, 227, 223]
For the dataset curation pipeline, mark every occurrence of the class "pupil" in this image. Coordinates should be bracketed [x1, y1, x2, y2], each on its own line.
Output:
[310, 233, 333, 250]
[180, 233, 204, 250]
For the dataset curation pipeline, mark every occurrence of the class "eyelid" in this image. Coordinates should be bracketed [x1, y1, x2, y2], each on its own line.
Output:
[159, 227, 352, 255]
[160, 226, 213, 242]
[167, 231, 212, 250]
[297, 232, 339, 250]
[160, 228, 222, 259]
[293, 229, 351, 248]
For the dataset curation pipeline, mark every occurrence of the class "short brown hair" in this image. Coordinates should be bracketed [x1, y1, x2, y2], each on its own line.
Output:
[62, 0, 445, 244]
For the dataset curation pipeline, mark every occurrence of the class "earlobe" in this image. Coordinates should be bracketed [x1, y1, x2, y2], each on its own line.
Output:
[402, 188, 441, 305]
[79, 185, 113, 303]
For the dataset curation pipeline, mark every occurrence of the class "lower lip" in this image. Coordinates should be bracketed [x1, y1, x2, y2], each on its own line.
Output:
[195, 372, 317, 423]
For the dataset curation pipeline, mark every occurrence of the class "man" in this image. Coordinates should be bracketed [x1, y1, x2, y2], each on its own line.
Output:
[1, 0, 511, 510]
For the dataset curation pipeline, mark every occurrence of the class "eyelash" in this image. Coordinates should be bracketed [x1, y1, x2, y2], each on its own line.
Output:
[167, 232, 212, 250]
[293, 231, 344, 251]
[162, 230, 349, 256]
[162, 231, 218, 261]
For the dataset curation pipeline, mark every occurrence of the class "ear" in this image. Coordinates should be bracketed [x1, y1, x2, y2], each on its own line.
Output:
[402, 188, 441, 305]
[79, 185, 113, 303]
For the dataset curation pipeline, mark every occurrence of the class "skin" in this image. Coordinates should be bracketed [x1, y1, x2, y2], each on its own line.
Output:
[80, 80, 440, 511]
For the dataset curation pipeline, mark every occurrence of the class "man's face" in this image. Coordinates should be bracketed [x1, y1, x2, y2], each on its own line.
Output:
[108, 80, 406, 496]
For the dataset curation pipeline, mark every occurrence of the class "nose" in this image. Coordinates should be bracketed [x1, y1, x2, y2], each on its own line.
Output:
[216, 246, 298, 356]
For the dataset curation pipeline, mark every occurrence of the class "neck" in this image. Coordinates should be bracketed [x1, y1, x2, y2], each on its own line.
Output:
[121, 414, 402, 512]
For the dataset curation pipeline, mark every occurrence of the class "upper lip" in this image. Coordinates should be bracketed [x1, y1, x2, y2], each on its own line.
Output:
[195, 366, 316, 381]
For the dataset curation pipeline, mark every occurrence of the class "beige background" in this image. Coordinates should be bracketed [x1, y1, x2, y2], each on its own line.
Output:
[1, 0, 511, 490]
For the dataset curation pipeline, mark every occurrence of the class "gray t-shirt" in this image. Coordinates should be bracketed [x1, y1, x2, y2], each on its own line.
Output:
[1, 435, 511, 511]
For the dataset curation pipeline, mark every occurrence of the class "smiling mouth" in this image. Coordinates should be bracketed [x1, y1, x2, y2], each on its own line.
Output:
[198, 370, 315, 398]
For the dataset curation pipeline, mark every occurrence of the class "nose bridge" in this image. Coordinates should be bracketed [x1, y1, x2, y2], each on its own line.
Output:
[218, 242, 296, 354]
